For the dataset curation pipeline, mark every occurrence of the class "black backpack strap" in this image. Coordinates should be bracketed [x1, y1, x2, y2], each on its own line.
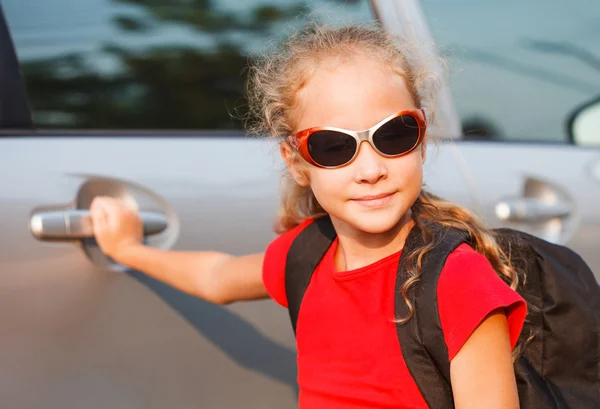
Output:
[285, 216, 337, 334]
[395, 223, 469, 409]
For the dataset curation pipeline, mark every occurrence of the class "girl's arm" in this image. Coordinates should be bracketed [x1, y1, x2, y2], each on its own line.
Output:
[450, 309, 520, 409]
[89, 196, 268, 305]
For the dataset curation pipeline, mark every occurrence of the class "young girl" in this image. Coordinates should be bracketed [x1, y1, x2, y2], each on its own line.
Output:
[90, 23, 527, 409]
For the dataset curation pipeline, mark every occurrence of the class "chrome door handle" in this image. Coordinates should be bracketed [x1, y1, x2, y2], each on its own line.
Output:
[29, 209, 168, 241]
[495, 198, 571, 223]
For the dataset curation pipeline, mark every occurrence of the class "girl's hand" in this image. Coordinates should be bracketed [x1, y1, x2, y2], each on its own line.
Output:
[89, 196, 143, 263]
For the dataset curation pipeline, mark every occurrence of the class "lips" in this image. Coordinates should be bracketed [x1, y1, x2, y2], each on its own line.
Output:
[352, 192, 396, 208]
[355, 192, 394, 201]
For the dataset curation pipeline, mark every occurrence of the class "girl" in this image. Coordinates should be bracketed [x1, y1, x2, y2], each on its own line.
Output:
[90, 23, 527, 409]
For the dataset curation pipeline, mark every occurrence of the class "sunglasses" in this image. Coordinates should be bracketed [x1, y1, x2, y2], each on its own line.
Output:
[287, 109, 427, 168]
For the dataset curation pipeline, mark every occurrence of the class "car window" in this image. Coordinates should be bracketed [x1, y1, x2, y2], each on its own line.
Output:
[421, 0, 600, 142]
[3, 0, 375, 131]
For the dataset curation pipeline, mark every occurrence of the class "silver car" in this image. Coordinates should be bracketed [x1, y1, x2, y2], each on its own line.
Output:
[1, 0, 598, 408]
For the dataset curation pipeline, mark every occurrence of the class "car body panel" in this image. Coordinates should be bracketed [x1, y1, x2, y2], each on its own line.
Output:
[451, 142, 600, 277]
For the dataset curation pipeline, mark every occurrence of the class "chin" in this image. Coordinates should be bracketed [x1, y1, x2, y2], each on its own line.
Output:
[340, 209, 407, 235]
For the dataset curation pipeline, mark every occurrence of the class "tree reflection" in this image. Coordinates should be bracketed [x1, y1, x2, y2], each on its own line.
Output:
[21, 0, 361, 130]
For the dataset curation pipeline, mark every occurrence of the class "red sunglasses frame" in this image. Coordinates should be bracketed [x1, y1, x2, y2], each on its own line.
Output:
[287, 109, 427, 169]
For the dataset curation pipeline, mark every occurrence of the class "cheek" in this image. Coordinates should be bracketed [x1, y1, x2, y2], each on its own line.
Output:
[390, 152, 424, 188]
[307, 167, 351, 203]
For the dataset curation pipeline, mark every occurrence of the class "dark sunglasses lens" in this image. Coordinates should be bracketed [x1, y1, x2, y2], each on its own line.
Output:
[308, 131, 357, 167]
[373, 115, 420, 155]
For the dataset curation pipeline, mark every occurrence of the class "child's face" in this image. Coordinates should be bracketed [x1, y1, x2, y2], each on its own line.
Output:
[285, 56, 425, 235]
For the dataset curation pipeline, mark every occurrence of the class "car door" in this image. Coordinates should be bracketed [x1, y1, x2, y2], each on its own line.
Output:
[0, 3, 289, 409]
[404, 0, 600, 279]
[0, 1, 483, 408]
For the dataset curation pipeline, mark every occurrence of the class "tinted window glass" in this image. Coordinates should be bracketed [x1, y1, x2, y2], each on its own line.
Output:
[422, 0, 600, 142]
[3, 0, 375, 130]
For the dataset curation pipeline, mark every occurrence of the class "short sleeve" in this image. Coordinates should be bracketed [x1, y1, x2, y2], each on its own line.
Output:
[437, 244, 527, 361]
[262, 219, 314, 308]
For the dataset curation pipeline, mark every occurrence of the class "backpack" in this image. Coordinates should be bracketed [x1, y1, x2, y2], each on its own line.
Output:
[284, 215, 600, 409]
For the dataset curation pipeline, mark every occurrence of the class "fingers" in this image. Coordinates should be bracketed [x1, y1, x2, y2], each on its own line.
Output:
[122, 196, 139, 213]
[90, 197, 108, 227]
[90, 196, 132, 230]
[91, 196, 130, 214]
[90, 200, 108, 241]
[88, 196, 142, 259]
[99, 198, 121, 224]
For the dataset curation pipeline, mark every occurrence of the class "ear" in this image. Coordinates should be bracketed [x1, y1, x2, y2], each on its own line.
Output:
[280, 142, 310, 186]
[420, 140, 427, 164]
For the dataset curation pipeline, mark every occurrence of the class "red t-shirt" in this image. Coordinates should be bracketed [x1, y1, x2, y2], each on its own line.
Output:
[263, 219, 527, 409]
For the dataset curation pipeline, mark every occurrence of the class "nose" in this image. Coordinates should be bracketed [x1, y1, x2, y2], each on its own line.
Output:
[352, 141, 388, 184]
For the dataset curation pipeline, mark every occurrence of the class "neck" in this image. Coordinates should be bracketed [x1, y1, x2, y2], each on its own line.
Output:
[332, 210, 415, 271]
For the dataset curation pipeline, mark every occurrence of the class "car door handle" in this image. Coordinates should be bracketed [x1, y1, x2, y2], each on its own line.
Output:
[29, 209, 168, 241]
[495, 197, 571, 223]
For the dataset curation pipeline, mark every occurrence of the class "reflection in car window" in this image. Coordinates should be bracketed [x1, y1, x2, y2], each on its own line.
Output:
[421, 0, 600, 142]
[3, 0, 375, 130]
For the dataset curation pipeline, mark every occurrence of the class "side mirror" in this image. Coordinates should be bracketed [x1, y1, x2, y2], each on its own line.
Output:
[568, 97, 600, 147]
